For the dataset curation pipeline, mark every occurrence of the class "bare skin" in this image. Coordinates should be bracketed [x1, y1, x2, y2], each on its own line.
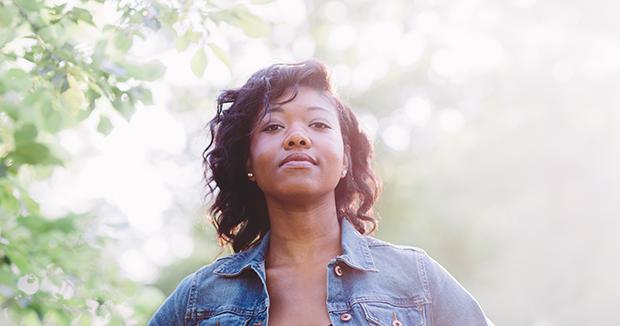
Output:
[264, 196, 341, 326]
[246, 87, 349, 325]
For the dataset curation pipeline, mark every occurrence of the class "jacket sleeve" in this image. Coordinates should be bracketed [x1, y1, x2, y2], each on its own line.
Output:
[421, 252, 493, 326]
[148, 273, 195, 326]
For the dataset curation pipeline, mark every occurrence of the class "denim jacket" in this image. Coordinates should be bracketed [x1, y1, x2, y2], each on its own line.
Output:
[149, 218, 493, 325]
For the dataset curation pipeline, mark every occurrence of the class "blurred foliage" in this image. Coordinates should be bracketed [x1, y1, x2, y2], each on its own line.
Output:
[3, 0, 617, 325]
[0, 0, 267, 324]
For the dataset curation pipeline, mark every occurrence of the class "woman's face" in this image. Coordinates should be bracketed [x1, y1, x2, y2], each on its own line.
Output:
[247, 86, 347, 201]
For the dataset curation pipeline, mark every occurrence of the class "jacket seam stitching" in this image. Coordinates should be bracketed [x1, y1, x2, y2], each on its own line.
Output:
[367, 242, 424, 252]
[184, 271, 199, 326]
[416, 252, 434, 326]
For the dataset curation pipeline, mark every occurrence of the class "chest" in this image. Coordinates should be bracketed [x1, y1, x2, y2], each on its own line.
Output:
[266, 265, 332, 326]
[191, 261, 430, 326]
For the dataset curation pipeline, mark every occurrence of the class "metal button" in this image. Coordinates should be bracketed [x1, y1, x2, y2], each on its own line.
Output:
[334, 264, 343, 276]
[340, 313, 352, 321]
[392, 312, 402, 326]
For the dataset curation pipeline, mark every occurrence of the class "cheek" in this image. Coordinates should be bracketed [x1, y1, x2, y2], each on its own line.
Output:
[326, 134, 345, 161]
[249, 137, 276, 171]
[318, 138, 346, 175]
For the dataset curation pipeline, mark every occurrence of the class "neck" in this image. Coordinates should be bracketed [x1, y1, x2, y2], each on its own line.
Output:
[264, 192, 342, 268]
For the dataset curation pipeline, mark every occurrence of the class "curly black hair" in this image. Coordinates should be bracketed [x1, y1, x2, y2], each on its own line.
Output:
[202, 59, 381, 253]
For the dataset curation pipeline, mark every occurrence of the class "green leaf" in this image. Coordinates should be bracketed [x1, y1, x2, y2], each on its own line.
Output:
[188, 31, 202, 43]
[76, 104, 92, 122]
[0, 6, 15, 28]
[141, 88, 153, 105]
[175, 33, 190, 52]
[49, 4, 67, 23]
[8, 141, 62, 166]
[60, 81, 86, 115]
[110, 87, 136, 121]
[14, 124, 38, 145]
[8, 251, 31, 273]
[4, 69, 32, 92]
[132, 87, 153, 105]
[1, 102, 18, 121]
[191, 47, 207, 78]
[17, 214, 77, 233]
[97, 116, 113, 135]
[102, 24, 115, 32]
[85, 87, 102, 103]
[60, 76, 70, 93]
[42, 108, 63, 133]
[15, 0, 41, 12]
[15, 188, 40, 214]
[112, 98, 136, 121]
[175, 30, 201, 52]
[208, 43, 231, 68]
[0, 185, 20, 213]
[91, 39, 108, 66]
[159, 8, 179, 27]
[121, 60, 166, 81]
[70, 7, 95, 26]
[0, 27, 15, 48]
[51, 3, 67, 15]
[86, 80, 104, 98]
[228, 5, 269, 38]
[114, 33, 133, 53]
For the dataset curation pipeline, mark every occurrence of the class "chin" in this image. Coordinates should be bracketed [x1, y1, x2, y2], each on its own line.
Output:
[279, 182, 320, 195]
[271, 182, 331, 201]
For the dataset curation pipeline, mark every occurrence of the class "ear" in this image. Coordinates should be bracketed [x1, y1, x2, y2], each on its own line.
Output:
[246, 157, 255, 181]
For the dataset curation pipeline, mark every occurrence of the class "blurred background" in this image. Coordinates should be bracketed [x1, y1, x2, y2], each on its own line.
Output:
[1, 0, 618, 325]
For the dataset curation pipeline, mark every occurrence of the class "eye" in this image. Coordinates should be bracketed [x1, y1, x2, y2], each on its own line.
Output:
[262, 124, 283, 132]
[311, 122, 331, 129]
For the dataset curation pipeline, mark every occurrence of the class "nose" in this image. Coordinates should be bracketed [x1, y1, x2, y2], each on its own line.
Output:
[283, 130, 311, 150]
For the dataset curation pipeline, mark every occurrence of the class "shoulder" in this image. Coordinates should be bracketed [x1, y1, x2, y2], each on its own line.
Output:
[362, 235, 471, 297]
[364, 236, 492, 324]
[175, 254, 238, 289]
[363, 235, 437, 292]
[147, 255, 236, 325]
[364, 235, 432, 268]
[363, 235, 462, 289]
[365, 235, 427, 253]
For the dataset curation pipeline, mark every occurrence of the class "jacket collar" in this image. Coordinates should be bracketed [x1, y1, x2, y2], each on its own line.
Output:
[213, 217, 378, 277]
[338, 217, 378, 272]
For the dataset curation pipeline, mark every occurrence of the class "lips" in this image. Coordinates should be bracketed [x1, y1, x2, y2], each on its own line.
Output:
[279, 152, 317, 167]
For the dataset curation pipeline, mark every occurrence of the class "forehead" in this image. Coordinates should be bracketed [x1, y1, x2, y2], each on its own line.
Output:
[262, 87, 339, 118]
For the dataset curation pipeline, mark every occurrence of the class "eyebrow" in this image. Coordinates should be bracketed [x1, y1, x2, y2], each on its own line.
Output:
[266, 105, 332, 114]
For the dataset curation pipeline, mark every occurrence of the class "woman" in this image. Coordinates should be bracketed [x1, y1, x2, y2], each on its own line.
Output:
[149, 60, 493, 325]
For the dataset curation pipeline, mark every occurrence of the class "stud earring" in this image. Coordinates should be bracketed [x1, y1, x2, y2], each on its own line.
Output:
[341, 169, 347, 178]
[247, 172, 254, 179]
